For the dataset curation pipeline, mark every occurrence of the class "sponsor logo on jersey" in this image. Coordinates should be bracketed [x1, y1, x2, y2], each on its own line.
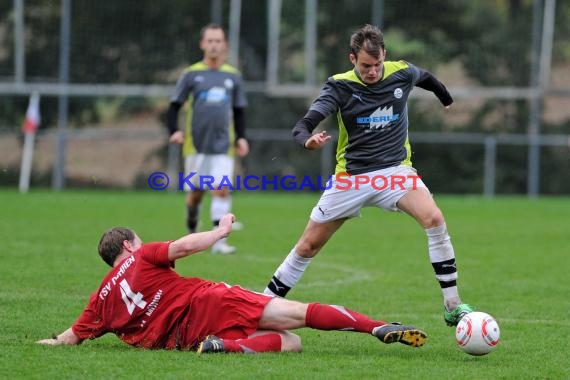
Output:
[394, 88, 403, 98]
[356, 106, 400, 129]
[198, 86, 228, 103]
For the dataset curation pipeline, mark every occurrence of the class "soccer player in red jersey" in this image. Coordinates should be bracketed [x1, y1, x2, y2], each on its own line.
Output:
[37, 214, 427, 354]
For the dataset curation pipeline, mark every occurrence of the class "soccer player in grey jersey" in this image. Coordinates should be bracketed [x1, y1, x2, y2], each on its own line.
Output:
[167, 24, 248, 254]
[263, 24, 475, 326]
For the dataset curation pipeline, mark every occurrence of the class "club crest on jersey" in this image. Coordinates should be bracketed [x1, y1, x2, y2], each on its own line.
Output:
[224, 78, 234, 89]
[356, 106, 400, 129]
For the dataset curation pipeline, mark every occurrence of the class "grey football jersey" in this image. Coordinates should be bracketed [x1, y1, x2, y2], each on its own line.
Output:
[309, 60, 422, 175]
[171, 61, 247, 155]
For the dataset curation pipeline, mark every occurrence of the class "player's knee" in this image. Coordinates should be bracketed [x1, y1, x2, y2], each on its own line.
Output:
[280, 331, 302, 353]
[422, 208, 445, 228]
[296, 240, 322, 257]
[187, 191, 204, 204]
[212, 188, 230, 197]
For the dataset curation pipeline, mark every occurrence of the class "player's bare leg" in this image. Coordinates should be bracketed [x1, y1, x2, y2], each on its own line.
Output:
[296, 218, 347, 258]
[397, 188, 474, 325]
[263, 218, 346, 297]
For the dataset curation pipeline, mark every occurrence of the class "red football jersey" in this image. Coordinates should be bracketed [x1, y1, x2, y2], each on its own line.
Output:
[72, 242, 216, 349]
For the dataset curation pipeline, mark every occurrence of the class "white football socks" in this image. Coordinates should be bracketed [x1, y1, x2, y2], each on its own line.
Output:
[264, 248, 312, 296]
[211, 195, 231, 223]
[425, 223, 460, 309]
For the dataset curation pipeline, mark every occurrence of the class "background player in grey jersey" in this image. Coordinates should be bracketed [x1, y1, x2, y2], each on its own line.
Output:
[263, 24, 475, 326]
[167, 24, 248, 254]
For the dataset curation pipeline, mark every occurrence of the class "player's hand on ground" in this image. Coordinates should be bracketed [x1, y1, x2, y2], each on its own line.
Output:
[169, 130, 185, 144]
[235, 138, 249, 157]
[218, 213, 236, 238]
[304, 131, 332, 150]
[37, 338, 62, 345]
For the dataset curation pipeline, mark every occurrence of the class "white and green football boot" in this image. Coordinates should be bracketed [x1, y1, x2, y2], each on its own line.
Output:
[444, 304, 475, 326]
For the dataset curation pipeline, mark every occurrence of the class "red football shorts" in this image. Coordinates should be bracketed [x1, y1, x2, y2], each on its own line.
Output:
[181, 282, 273, 349]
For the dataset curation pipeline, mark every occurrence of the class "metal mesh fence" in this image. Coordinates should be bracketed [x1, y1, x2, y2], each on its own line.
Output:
[0, 0, 568, 194]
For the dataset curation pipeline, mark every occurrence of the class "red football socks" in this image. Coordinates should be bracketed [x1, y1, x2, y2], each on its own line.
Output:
[222, 333, 282, 353]
[305, 302, 386, 333]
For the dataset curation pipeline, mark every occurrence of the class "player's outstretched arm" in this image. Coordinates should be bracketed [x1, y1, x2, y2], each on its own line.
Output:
[37, 327, 83, 346]
[415, 68, 453, 107]
[292, 109, 328, 149]
[168, 213, 235, 261]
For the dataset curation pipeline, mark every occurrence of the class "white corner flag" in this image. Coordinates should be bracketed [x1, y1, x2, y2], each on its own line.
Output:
[19, 92, 41, 193]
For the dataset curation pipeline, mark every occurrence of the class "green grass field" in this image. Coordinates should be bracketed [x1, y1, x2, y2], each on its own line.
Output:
[0, 189, 568, 379]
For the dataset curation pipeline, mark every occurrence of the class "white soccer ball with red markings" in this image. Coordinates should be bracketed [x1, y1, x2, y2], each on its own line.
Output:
[455, 311, 500, 356]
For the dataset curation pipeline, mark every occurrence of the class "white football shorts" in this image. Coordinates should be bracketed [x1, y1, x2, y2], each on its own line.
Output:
[310, 165, 430, 223]
[183, 154, 234, 191]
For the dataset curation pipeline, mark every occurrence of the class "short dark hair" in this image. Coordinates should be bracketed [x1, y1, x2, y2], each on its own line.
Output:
[350, 24, 385, 59]
[98, 227, 135, 267]
[200, 23, 226, 41]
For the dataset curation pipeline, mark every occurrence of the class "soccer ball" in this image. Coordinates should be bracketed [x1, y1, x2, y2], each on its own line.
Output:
[455, 311, 500, 356]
